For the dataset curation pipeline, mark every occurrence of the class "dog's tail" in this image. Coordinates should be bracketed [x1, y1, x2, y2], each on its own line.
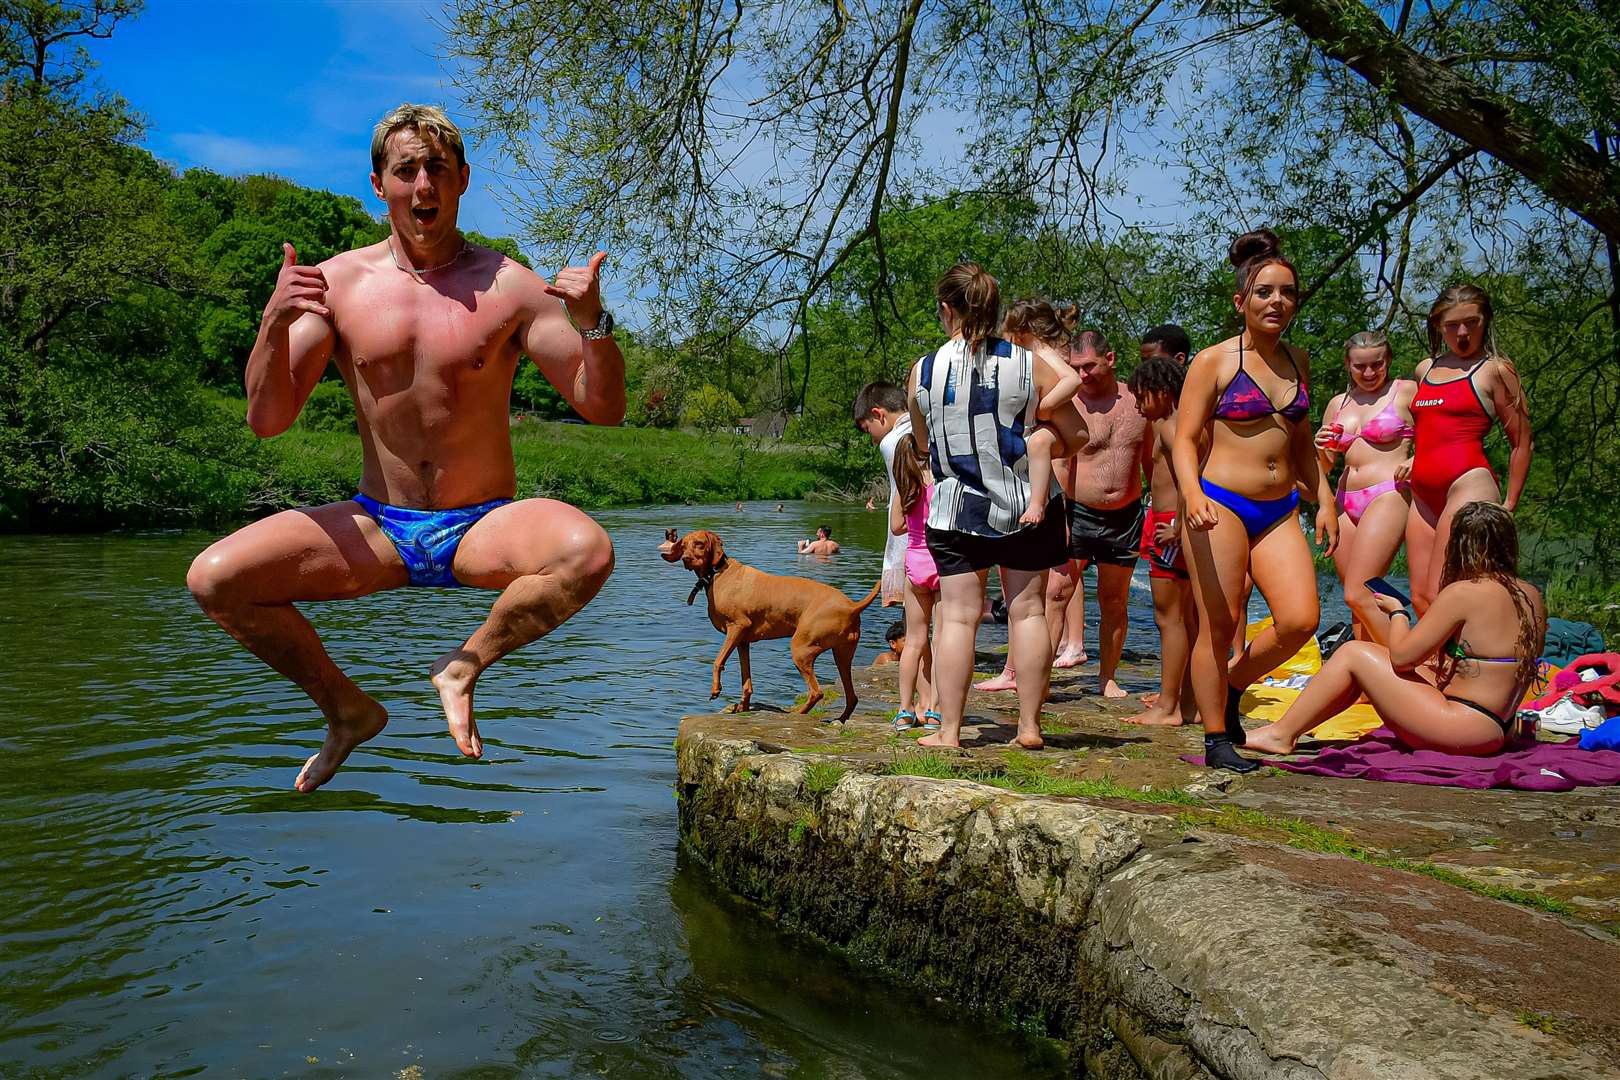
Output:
[851, 580, 882, 613]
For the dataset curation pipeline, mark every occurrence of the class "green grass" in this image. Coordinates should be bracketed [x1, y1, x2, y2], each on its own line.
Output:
[258, 420, 827, 513]
[1183, 806, 1617, 933]
[803, 762, 847, 797]
[1515, 1010, 1567, 1035]
[880, 751, 1201, 805]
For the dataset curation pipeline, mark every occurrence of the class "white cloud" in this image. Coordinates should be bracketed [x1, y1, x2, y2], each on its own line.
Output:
[168, 132, 313, 174]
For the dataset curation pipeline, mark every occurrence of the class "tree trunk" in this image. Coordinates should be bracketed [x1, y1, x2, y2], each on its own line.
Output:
[1263, 0, 1620, 242]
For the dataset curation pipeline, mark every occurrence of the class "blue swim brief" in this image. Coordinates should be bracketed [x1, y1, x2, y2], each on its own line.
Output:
[352, 492, 511, 587]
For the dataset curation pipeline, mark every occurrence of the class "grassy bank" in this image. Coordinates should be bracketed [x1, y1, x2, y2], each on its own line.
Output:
[259, 421, 830, 512]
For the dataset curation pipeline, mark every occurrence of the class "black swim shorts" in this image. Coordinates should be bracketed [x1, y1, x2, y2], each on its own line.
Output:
[926, 499, 1068, 577]
[1068, 497, 1146, 568]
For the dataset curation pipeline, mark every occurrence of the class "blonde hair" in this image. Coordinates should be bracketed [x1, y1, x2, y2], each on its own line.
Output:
[371, 103, 466, 175]
[1003, 299, 1079, 347]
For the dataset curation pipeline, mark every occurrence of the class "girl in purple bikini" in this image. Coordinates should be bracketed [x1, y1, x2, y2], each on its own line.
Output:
[1172, 229, 1338, 772]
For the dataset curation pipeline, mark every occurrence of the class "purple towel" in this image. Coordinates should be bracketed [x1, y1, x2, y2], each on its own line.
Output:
[1266, 728, 1620, 791]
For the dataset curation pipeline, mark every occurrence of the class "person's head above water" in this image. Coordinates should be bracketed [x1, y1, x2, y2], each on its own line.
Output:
[1343, 330, 1395, 394]
[851, 381, 908, 443]
[935, 262, 1000, 352]
[370, 103, 471, 260]
[816, 525, 832, 540]
[1427, 283, 1495, 361]
[885, 620, 906, 652]
[1141, 324, 1192, 366]
[1229, 229, 1298, 335]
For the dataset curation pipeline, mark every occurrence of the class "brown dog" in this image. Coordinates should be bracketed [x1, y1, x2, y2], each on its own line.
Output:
[663, 530, 879, 721]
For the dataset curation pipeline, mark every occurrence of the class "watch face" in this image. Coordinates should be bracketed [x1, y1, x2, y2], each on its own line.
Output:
[598, 311, 614, 334]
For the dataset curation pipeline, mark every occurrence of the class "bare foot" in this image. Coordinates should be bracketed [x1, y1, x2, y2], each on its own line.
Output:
[1018, 503, 1046, 526]
[1123, 702, 1184, 726]
[1100, 679, 1128, 699]
[294, 694, 388, 793]
[1053, 647, 1088, 669]
[430, 649, 485, 759]
[1015, 724, 1044, 750]
[974, 671, 1017, 692]
[1139, 691, 1160, 707]
[917, 731, 960, 748]
[1243, 724, 1296, 755]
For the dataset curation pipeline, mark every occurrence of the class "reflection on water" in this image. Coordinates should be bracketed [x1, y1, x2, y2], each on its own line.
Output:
[0, 504, 1065, 1078]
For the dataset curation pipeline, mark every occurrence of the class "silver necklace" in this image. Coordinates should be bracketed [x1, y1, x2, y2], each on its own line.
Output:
[388, 235, 468, 279]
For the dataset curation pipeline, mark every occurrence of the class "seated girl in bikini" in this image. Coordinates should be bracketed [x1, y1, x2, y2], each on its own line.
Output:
[1247, 501, 1545, 756]
[1172, 229, 1338, 773]
[1313, 331, 1416, 643]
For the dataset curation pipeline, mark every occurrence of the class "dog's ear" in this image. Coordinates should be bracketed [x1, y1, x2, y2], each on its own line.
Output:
[660, 534, 685, 563]
[707, 534, 725, 569]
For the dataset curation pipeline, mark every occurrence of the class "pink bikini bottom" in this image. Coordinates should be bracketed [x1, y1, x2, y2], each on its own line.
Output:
[1336, 478, 1409, 525]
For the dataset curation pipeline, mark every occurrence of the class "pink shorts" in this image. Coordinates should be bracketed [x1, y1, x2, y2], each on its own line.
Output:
[905, 545, 940, 591]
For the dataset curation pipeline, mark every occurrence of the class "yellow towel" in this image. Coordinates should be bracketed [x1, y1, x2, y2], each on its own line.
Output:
[1239, 619, 1383, 740]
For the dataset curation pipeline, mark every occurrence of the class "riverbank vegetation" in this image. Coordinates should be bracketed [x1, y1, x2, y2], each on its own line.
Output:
[6, 1, 1619, 618]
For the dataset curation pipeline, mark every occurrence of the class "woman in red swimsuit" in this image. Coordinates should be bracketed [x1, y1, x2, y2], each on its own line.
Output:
[1403, 285, 1533, 615]
[1313, 331, 1415, 642]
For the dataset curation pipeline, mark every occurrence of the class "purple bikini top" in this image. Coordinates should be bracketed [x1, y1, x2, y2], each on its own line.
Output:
[1329, 392, 1414, 450]
[1213, 341, 1309, 423]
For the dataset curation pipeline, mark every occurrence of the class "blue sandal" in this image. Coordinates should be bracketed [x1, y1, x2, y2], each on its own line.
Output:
[921, 709, 942, 731]
[891, 709, 920, 731]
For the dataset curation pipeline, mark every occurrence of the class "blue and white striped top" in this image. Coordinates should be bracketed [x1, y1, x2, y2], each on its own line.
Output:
[914, 336, 1038, 538]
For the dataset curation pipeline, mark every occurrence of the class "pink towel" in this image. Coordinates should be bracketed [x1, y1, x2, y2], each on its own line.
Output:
[1269, 728, 1620, 791]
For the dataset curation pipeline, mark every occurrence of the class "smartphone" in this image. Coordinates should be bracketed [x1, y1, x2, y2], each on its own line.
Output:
[1364, 577, 1411, 607]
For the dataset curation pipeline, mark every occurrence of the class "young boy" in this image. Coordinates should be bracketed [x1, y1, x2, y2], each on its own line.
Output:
[852, 382, 912, 606]
[1125, 356, 1198, 725]
[872, 621, 907, 666]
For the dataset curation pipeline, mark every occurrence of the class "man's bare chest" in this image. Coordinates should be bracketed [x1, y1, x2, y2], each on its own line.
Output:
[333, 278, 525, 376]
[1078, 405, 1140, 453]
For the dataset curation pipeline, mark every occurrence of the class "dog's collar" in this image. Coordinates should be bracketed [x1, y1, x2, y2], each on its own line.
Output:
[687, 554, 730, 605]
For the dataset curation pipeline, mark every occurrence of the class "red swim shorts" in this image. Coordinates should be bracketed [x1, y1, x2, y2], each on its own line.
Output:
[1139, 509, 1187, 581]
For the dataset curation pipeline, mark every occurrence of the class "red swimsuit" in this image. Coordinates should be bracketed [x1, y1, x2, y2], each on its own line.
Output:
[1409, 359, 1495, 510]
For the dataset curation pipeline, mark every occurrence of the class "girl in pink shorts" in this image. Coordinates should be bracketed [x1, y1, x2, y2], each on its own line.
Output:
[889, 432, 941, 729]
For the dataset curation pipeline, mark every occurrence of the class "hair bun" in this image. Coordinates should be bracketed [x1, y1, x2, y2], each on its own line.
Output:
[1229, 228, 1282, 269]
[1055, 302, 1080, 335]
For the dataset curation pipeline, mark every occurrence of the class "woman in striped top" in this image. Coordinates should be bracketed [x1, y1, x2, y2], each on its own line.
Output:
[907, 262, 1083, 750]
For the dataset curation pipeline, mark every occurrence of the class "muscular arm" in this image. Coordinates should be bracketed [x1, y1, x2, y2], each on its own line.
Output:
[518, 264, 626, 426]
[245, 313, 335, 436]
[1491, 359, 1533, 512]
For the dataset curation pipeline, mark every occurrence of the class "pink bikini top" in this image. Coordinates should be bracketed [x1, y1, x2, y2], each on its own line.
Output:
[1329, 391, 1414, 450]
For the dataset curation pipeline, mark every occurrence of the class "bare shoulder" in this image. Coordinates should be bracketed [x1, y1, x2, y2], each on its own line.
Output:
[1413, 356, 1435, 379]
[319, 240, 386, 282]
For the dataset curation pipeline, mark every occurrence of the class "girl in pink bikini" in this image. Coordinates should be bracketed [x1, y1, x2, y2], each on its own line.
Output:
[1314, 331, 1416, 642]
[888, 431, 941, 730]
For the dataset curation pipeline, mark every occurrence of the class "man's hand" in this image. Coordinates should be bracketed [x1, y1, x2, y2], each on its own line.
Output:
[545, 250, 608, 328]
[266, 243, 329, 328]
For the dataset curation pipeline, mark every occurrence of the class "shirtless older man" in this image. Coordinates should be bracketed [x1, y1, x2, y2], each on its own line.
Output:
[186, 104, 623, 792]
[1053, 331, 1151, 698]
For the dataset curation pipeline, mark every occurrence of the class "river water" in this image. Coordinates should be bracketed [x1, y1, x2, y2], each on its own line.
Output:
[0, 503, 1086, 1078]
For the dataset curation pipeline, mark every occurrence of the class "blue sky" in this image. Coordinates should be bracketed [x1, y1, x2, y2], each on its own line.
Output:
[87, 0, 517, 237]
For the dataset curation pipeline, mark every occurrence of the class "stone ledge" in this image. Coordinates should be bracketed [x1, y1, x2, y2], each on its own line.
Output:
[676, 713, 1620, 1080]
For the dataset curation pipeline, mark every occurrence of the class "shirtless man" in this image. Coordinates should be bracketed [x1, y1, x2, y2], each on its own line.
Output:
[186, 104, 623, 792]
[1054, 331, 1151, 698]
[798, 526, 840, 555]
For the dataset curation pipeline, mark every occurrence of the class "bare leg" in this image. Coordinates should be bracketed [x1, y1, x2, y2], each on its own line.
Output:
[187, 502, 408, 792]
[1406, 496, 1441, 616]
[919, 570, 988, 748]
[1045, 565, 1076, 662]
[1003, 567, 1053, 749]
[1248, 641, 1504, 755]
[975, 568, 1018, 691]
[1095, 562, 1133, 697]
[1330, 503, 1362, 638]
[1420, 470, 1500, 612]
[1127, 575, 1192, 725]
[1183, 512, 1251, 736]
[430, 499, 614, 758]
[1058, 569, 1088, 664]
[1229, 518, 1321, 690]
[899, 581, 935, 714]
[1340, 489, 1410, 644]
[1019, 428, 1058, 525]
